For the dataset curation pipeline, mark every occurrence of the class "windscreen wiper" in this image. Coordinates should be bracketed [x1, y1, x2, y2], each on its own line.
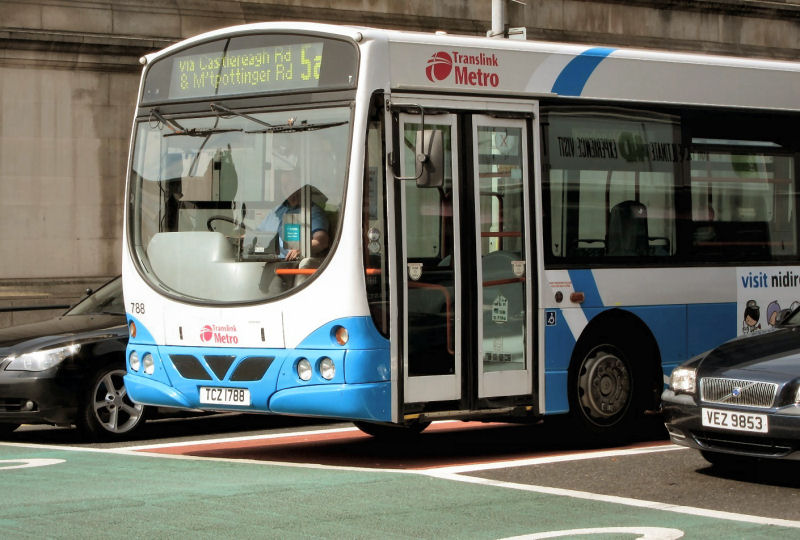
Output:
[245, 120, 348, 134]
[211, 102, 274, 129]
[163, 128, 242, 138]
[150, 109, 185, 133]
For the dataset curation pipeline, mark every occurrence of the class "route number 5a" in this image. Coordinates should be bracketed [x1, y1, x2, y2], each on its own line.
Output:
[130, 302, 145, 315]
[300, 47, 321, 81]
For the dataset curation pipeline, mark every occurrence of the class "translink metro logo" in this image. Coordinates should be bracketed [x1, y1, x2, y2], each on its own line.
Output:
[200, 324, 239, 344]
[425, 50, 500, 87]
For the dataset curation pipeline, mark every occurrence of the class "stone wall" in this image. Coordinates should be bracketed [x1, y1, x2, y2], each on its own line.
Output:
[1, 0, 799, 327]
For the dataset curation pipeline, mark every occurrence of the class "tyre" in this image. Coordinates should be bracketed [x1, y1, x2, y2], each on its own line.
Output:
[569, 340, 645, 444]
[353, 420, 430, 440]
[0, 423, 20, 437]
[76, 365, 147, 441]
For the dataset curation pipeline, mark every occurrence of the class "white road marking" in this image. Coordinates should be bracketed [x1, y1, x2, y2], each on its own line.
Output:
[0, 458, 65, 470]
[2, 426, 799, 530]
[426, 469, 800, 530]
[501, 527, 684, 539]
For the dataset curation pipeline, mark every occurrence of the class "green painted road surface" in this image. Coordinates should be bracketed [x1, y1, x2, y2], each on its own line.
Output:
[0, 443, 797, 539]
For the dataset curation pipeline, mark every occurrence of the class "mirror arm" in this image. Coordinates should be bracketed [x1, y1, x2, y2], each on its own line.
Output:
[393, 104, 428, 182]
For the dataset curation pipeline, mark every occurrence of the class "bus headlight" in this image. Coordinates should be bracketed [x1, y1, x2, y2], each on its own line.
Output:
[670, 367, 697, 395]
[297, 358, 312, 381]
[143, 353, 155, 375]
[129, 351, 140, 372]
[319, 357, 335, 380]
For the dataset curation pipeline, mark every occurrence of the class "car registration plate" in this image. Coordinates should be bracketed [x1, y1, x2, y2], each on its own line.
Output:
[199, 386, 251, 406]
[701, 408, 768, 433]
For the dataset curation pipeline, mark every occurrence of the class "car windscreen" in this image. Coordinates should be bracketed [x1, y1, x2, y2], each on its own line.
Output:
[66, 277, 125, 316]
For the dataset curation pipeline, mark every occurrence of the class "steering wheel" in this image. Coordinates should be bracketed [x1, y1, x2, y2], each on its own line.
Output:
[206, 215, 252, 235]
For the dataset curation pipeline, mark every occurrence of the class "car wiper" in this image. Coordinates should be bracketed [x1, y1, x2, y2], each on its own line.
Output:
[163, 127, 242, 138]
[210, 102, 274, 129]
[245, 120, 348, 134]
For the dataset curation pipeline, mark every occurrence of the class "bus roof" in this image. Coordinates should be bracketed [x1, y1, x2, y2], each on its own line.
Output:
[143, 21, 800, 112]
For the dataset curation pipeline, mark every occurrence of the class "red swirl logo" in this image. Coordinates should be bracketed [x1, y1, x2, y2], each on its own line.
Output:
[426, 51, 453, 82]
[200, 325, 214, 343]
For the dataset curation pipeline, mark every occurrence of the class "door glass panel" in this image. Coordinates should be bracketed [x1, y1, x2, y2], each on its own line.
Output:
[476, 124, 527, 374]
[402, 122, 457, 379]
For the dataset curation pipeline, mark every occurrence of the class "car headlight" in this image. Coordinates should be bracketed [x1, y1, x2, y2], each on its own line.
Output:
[5, 344, 81, 371]
[670, 366, 697, 395]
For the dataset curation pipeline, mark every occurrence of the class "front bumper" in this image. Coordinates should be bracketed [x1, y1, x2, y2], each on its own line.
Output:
[0, 371, 79, 426]
[662, 389, 800, 460]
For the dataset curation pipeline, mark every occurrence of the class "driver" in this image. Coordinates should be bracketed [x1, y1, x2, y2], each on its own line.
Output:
[257, 168, 330, 261]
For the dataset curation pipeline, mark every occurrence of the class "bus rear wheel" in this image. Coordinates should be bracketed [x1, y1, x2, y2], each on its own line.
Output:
[570, 341, 642, 443]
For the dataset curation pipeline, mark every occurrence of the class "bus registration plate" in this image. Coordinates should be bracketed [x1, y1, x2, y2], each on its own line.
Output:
[701, 408, 768, 433]
[199, 386, 251, 406]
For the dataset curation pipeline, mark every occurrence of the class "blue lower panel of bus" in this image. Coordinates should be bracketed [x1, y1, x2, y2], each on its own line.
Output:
[270, 382, 389, 419]
[125, 316, 392, 423]
[542, 302, 737, 415]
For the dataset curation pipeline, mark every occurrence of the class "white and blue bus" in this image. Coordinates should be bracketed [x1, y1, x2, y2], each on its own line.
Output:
[122, 22, 800, 439]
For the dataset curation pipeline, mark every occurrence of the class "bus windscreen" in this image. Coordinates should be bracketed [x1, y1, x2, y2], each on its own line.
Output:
[141, 33, 358, 103]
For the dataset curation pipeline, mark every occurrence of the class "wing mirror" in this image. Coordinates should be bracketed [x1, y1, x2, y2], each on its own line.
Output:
[413, 129, 444, 188]
[393, 104, 445, 189]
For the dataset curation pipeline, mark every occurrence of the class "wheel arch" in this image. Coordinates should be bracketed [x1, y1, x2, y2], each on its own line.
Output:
[570, 308, 663, 412]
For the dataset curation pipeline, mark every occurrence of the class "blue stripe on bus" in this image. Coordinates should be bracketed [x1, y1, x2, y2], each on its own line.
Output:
[551, 47, 616, 96]
[567, 269, 604, 307]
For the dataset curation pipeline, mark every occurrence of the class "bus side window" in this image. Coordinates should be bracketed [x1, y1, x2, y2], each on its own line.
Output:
[690, 144, 795, 261]
[543, 109, 678, 262]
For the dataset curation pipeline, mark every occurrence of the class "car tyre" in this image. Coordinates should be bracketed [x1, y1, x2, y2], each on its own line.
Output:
[0, 423, 20, 437]
[353, 420, 430, 440]
[76, 365, 147, 441]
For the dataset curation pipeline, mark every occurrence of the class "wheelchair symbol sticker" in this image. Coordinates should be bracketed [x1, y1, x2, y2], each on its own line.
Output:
[546, 311, 557, 326]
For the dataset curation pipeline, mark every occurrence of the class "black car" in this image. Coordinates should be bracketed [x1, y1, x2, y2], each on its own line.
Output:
[663, 310, 800, 466]
[0, 276, 147, 440]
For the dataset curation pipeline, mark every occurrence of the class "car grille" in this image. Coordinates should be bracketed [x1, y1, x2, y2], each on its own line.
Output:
[700, 377, 778, 408]
[693, 430, 795, 458]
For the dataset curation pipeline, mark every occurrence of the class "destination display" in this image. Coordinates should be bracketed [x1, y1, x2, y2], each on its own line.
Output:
[169, 42, 323, 99]
[141, 35, 358, 104]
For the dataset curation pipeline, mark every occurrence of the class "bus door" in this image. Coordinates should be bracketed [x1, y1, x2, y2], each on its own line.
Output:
[396, 112, 462, 405]
[394, 107, 535, 412]
[472, 115, 534, 399]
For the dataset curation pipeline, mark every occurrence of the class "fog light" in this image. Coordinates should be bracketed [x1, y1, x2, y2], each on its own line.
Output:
[297, 358, 312, 381]
[319, 357, 335, 380]
[143, 353, 155, 375]
[129, 351, 140, 372]
[22, 400, 35, 412]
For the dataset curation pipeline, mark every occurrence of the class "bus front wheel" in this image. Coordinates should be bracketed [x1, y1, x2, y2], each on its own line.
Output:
[570, 341, 643, 443]
[353, 420, 430, 440]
